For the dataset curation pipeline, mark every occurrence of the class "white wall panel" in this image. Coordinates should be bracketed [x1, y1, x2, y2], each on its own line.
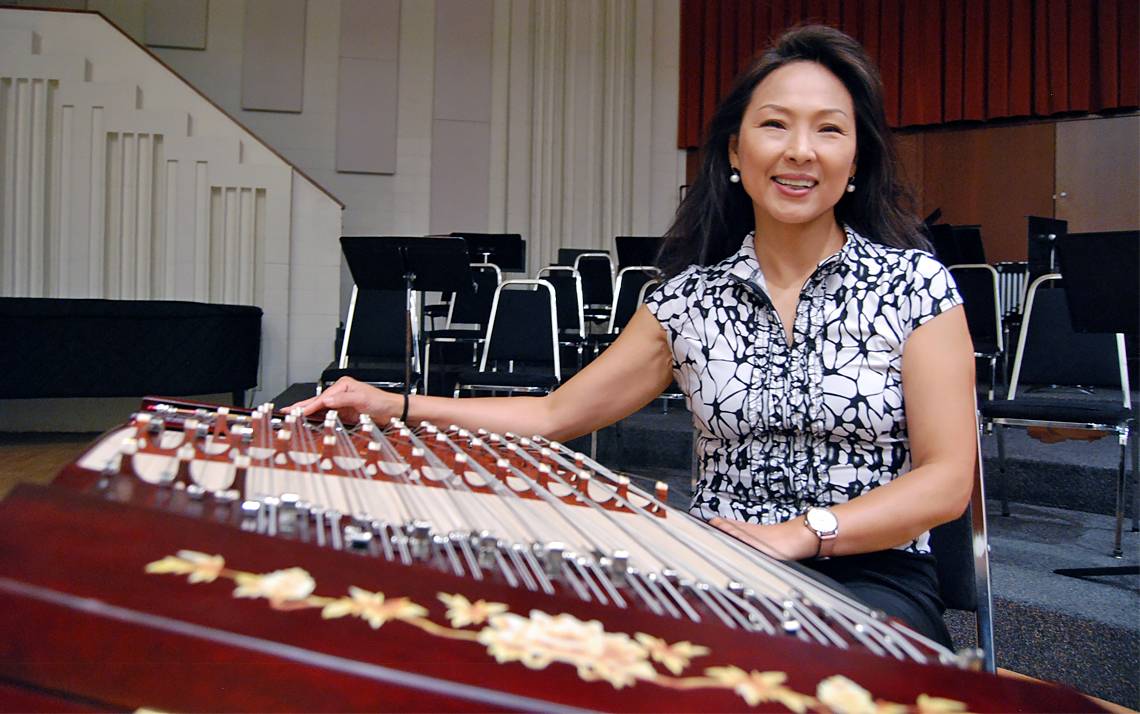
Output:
[0, 7, 343, 407]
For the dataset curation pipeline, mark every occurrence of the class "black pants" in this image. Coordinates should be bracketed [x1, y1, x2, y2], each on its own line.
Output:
[799, 549, 954, 648]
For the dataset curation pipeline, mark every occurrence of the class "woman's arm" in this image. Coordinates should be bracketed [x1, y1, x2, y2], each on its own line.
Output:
[712, 305, 977, 560]
[290, 305, 676, 442]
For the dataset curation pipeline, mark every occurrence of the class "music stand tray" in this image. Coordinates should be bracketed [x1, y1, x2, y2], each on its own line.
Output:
[449, 233, 526, 272]
[340, 236, 472, 396]
[615, 236, 664, 269]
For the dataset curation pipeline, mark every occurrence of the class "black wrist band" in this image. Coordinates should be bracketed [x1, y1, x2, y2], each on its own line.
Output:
[400, 393, 410, 424]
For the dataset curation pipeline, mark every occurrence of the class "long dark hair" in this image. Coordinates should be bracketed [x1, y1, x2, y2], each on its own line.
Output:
[658, 25, 927, 277]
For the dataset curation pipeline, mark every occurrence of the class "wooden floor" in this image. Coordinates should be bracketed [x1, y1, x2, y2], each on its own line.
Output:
[0, 433, 93, 499]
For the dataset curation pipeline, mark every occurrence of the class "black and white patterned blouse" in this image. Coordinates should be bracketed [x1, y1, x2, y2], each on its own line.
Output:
[645, 227, 961, 553]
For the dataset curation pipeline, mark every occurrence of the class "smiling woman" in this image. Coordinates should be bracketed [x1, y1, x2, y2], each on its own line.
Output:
[291, 25, 976, 650]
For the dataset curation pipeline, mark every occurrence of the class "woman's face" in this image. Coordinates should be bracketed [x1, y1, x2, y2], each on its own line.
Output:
[729, 61, 857, 232]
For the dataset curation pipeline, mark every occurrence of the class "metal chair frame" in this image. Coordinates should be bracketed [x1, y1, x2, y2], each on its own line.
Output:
[423, 263, 502, 393]
[453, 279, 562, 397]
[982, 273, 1134, 557]
[572, 251, 616, 324]
[320, 286, 421, 394]
[949, 263, 1005, 400]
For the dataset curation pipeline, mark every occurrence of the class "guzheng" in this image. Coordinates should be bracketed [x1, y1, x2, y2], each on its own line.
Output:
[0, 398, 1100, 712]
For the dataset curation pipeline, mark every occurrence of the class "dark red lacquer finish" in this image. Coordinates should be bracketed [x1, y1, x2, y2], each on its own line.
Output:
[0, 401, 1103, 713]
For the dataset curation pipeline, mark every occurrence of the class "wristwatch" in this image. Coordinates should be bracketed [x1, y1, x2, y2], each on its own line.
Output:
[803, 507, 839, 559]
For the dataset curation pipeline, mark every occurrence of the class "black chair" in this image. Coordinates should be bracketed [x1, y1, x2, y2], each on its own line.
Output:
[949, 264, 1005, 399]
[557, 247, 607, 267]
[320, 287, 421, 393]
[929, 413, 995, 673]
[980, 274, 1133, 557]
[453, 280, 562, 397]
[590, 266, 661, 356]
[423, 263, 501, 394]
[537, 265, 587, 369]
[572, 252, 615, 324]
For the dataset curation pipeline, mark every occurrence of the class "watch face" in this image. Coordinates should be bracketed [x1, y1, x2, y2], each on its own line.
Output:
[807, 507, 838, 533]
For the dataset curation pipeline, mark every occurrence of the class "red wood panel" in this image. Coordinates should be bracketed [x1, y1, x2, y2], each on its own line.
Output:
[1033, 0, 1052, 115]
[674, 0, 1138, 146]
[678, 0, 703, 147]
[963, 0, 987, 120]
[840, 0, 862, 41]
[900, 1, 942, 126]
[701, 0, 722, 143]
[1094, 0, 1119, 111]
[1047, 0, 1070, 113]
[942, 0, 965, 122]
[719, 0, 740, 97]
[1119, 0, 1140, 106]
[986, 0, 1011, 118]
[735, 0, 755, 67]
[878, 0, 903, 125]
[861, 0, 882, 69]
[1009, 0, 1033, 115]
[1067, 0, 1093, 111]
[823, 0, 842, 27]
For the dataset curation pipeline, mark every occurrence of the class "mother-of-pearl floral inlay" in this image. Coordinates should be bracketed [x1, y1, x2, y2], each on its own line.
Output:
[145, 550, 970, 713]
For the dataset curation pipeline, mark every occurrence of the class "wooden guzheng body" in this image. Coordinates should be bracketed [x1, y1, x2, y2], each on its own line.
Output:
[0, 398, 1099, 712]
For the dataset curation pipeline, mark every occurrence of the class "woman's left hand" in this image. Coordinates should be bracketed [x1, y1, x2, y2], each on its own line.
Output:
[709, 516, 820, 561]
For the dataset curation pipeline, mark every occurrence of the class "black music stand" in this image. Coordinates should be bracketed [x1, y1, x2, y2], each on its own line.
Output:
[340, 236, 472, 398]
[1027, 216, 1068, 283]
[615, 236, 664, 268]
[1052, 230, 1139, 579]
[951, 226, 986, 264]
[928, 224, 960, 266]
[450, 232, 526, 272]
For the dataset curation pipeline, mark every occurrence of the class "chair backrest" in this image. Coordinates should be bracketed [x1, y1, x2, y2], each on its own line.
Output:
[573, 253, 615, 308]
[479, 280, 560, 380]
[994, 261, 1028, 321]
[339, 287, 420, 368]
[609, 266, 660, 333]
[537, 266, 585, 337]
[557, 247, 607, 267]
[928, 409, 994, 672]
[949, 264, 1003, 355]
[446, 263, 502, 328]
[1008, 274, 1129, 399]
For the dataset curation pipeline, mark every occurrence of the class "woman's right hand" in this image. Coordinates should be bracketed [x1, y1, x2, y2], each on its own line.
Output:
[285, 377, 402, 424]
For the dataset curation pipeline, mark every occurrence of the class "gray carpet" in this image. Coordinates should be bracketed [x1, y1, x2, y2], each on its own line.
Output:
[569, 403, 1140, 709]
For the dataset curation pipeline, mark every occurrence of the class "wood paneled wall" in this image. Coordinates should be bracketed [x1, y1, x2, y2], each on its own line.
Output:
[914, 123, 1055, 263]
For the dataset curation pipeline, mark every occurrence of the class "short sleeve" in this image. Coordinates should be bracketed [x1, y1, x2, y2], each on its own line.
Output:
[642, 267, 701, 340]
[898, 253, 962, 335]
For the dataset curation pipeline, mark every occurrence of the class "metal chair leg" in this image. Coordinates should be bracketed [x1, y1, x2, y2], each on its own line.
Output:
[1131, 431, 1138, 533]
[1113, 433, 1127, 558]
[995, 425, 1010, 516]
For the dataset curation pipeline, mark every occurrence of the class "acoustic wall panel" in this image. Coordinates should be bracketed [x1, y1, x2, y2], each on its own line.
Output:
[340, 0, 399, 62]
[335, 0, 399, 174]
[429, 119, 490, 235]
[429, 0, 493, 235]
[144, 0, 208, 50]
[433, 0, 492, 122]
[241, 0, 306, 112]
[335, 57, 397, 174]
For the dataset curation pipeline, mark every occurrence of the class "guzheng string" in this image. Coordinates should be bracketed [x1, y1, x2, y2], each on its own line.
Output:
[100, 402, 953, 667]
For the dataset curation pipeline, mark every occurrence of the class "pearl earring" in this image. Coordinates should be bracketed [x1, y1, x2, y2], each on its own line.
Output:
[846, 177, 856, 193]
[730, 169, 741, 184]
